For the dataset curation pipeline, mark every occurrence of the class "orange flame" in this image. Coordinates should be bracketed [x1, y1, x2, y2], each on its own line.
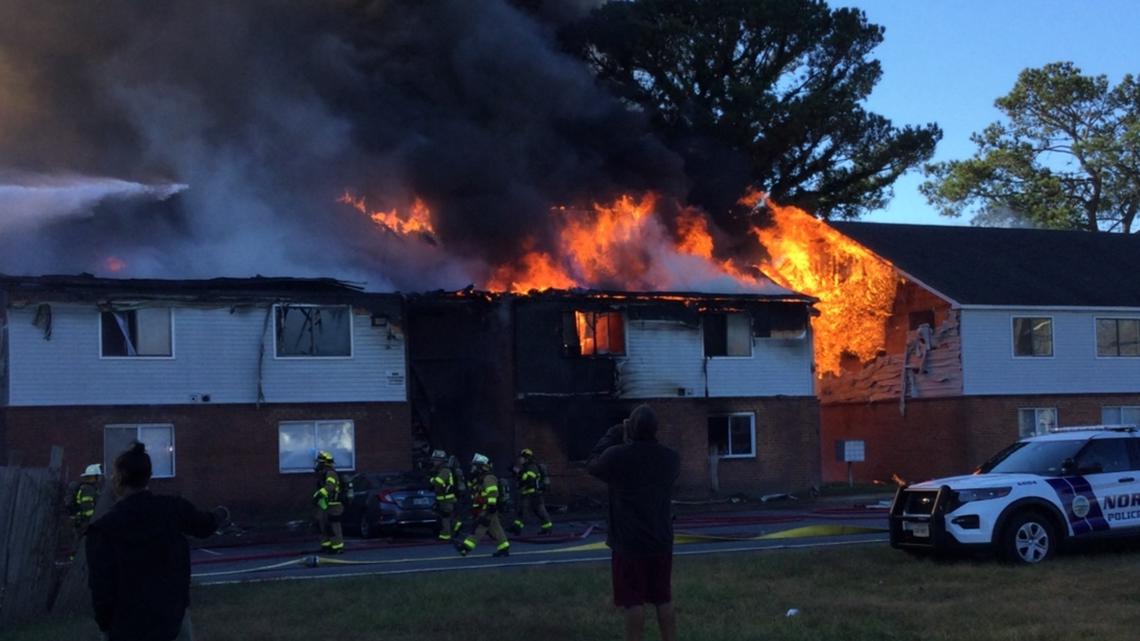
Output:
[339, 191, 436, 237]
[753, 201, 897, 376]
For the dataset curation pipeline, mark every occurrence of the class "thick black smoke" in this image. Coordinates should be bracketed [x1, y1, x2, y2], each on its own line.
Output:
[0, 0, 685, 289]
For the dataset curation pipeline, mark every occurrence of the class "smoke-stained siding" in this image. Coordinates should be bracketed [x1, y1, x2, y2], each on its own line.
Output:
[619, 320, 704, 398]
[8, 304, 406, 406]
[961, 309, 1140, 396]
[705, 334, 815, 397]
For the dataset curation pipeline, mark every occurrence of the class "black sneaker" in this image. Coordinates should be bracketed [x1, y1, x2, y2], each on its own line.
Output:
[492, 547, 510, 558]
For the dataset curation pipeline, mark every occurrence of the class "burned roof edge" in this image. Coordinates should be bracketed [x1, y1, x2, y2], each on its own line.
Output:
[407, 286, 818, 305]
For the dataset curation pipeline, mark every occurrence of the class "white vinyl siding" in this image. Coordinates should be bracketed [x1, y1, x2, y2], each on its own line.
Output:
[962, 309, 1140, 395]
[9, 304, 406, 406]
[617, 319, 813, 398]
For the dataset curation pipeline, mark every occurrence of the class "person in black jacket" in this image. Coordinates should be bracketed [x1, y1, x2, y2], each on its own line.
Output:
[86, 442, 219, 641]
[588, 404, 680, 641]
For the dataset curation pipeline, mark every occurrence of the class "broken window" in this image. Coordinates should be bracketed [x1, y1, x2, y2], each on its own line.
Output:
[1096, 318, 1140, 357]
[104, 424, 175, 478]
[909, 310, 935, 330]
[707, 413, 756, 458]
[278, 420, 355, 473]
[100, 308, 173, 357]
[275, 305, 352, 357]
[1012, 317, 1053, 357]
[703, 313, 752, 357]
[570, 311, 625, 356]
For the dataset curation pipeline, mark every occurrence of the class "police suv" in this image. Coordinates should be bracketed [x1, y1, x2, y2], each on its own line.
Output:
[889, 425, 1140, 564]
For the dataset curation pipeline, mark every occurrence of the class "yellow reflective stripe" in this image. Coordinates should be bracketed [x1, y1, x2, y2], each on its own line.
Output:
[437, 494, 456, 501]
[522, 471, 538, 480]
[486, 497, 498, 505]
[483, 485, 499, 495]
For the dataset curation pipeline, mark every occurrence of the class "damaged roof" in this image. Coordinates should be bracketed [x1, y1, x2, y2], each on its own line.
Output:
[410, 286, 816, 305]
[0, 273, 397, 306]
[831, 222, 1140, 307]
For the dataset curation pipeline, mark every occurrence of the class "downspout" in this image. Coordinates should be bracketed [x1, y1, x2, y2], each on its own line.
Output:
[256, 304, 274, 408]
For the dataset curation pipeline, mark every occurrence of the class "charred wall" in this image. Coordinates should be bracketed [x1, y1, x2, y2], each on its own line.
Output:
[513, 300, 618, 396]
[405, 296, 515, 469]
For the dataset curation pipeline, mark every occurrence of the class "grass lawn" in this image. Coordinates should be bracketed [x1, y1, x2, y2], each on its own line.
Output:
[11, 543, 1140, 641]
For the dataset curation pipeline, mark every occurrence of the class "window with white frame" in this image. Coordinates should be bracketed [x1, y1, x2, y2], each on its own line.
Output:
[100, 308, 173, 357]
[278, 420, 355, 473]
[1018, 408, 1057, 439]
[568, 311, 626, 356]
[704, 313, 752, 357]
[707, 413, 756, 458]
[104, 424, 175, 478]
[275, 305, 353, 357]
[1102, 406, 1140, 426]
[1012, 317, 1053, 357]
[1096, 319, 1140, 357]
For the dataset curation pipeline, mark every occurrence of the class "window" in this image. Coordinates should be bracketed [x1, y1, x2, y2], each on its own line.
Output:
[909, 310, 935, 330]
[707, 413, 756, 458]
[1102, 406, 1140, 426]
[275, 305, 352, 357]
[1097, 319, 1140, 357]
[572, 311, 625, 356]
[1075, 439, 1132, 474]
[1018, 408, 1057, 439]
[104, 424, 175, 478]
[1012, 317, 1053, 357]
[278, 420, 355, 473]
[100, 309, 173, 357]
[704, 313, 752, 357]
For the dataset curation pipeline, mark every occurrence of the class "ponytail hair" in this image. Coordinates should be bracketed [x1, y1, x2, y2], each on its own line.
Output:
[115, 441, 152, 489]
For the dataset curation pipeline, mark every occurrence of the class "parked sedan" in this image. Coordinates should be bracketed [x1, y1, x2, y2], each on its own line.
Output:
[343, 471, 439, 539]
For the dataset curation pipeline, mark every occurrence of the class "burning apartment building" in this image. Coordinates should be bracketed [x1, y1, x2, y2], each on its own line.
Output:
[754, 209, 1140, 485]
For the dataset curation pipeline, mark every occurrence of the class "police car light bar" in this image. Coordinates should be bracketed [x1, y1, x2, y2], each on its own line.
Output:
[1048, 424, 1137, 433]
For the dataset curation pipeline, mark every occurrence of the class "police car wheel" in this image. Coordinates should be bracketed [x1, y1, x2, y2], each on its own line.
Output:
[1002, 512, 1055, 564]
[359, 515, 376, 539]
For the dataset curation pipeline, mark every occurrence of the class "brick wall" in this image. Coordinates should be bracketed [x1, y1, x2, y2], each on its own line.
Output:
[514, 396, 820, 501]
[2, 402, 411, 518]
[821, 393, 1140, 484]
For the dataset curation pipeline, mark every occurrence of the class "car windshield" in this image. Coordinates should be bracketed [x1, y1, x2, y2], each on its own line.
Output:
[977, 439, 1087, 475]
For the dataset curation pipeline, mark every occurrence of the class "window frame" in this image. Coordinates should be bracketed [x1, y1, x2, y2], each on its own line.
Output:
[1017, 407, 1058, 439]
[571, 310, 626, 357]
[703, 312, 754, 359]
[273, 304, 355, 360]
[1011, 316, 1054, 359]
[103, 423, 176, 478]
[277, 419, 357, 474]
[1102, 406, 1140, 427]
[708, 412, 757, 459]
[98, 308, 176, 360]
[1094, 317, 1140, 359]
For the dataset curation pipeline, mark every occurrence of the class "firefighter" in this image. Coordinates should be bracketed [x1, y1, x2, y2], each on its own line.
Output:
[428, 449, 458, 541]
[457, 453, 510, 558]
[312, 451, 344, 554]
[70, 463, 102, 536]
[510, 448, 553, 535]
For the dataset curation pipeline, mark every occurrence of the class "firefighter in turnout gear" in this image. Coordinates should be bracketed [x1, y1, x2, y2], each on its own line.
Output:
[70, 464, 103, 536]
[510, 448, 553, 535]
[312, 451, 345, 554]
[429, 450, 458, 541]
[457, 453, 510, 558]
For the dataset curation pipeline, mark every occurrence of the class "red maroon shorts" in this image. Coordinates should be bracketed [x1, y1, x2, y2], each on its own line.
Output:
[611, 550, 673, 607]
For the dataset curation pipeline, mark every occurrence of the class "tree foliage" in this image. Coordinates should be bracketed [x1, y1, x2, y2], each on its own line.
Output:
[922, 62, 1140, 233]
[562, 0, 941, 224]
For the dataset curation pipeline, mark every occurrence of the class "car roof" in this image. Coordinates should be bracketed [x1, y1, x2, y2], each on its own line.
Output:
[1024, 425, 1138, 442]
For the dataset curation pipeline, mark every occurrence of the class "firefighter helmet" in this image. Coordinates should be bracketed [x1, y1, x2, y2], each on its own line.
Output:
[431, 449, 447, 461]
[520, 448, 534, 459]
[471, 453, 490, 467]
[83, 463, 103, 477]
[315, 451, 335, 465]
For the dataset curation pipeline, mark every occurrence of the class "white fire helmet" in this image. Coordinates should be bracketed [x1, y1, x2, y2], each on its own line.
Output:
[83, 463, 103, 477]
[471, 453, 490, 467]
[431, 449, 447, 461]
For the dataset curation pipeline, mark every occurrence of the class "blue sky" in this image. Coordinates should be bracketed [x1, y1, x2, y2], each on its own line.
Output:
[840, 0, 1140, 226]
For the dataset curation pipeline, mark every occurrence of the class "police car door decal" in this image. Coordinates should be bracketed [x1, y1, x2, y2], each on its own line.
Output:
[1045, 477, 1109, 535]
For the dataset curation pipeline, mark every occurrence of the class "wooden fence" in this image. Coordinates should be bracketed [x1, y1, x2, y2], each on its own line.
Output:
[0, 446, 108, 631]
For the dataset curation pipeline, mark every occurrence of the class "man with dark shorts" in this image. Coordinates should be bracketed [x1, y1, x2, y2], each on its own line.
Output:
[588, 405, 680, 641]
